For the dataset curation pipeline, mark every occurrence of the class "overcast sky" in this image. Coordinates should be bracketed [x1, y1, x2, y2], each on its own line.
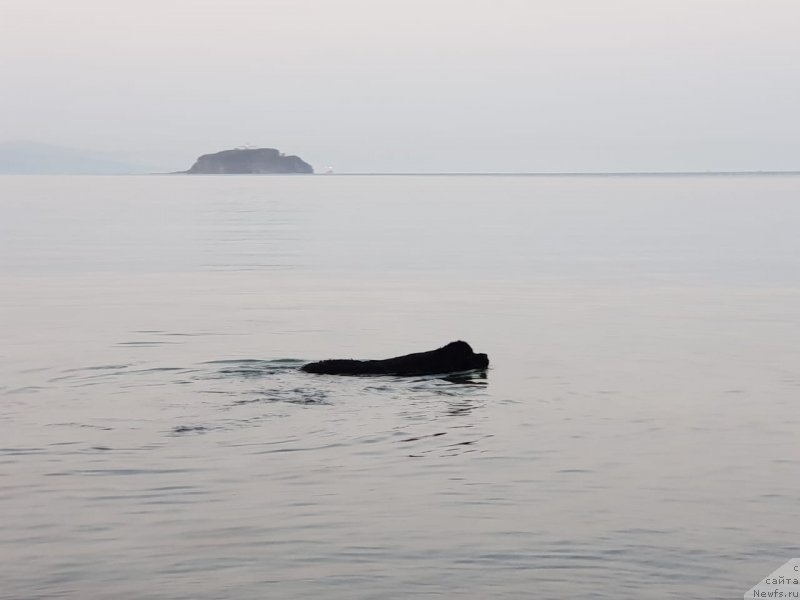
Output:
[2, 0, 799, 172]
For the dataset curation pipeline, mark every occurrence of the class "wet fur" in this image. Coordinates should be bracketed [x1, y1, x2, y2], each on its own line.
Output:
[301, 341, 489, 376]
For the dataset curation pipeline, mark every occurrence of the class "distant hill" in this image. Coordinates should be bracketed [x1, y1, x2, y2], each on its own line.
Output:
[0, 141, 158, 174]
[185, 148, 313, 174]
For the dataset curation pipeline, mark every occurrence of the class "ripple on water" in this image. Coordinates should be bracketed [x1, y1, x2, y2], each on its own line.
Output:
[0, 447, 48, 456]
[4, 385, 48, 395]
[67, 364, 131, 372]
[171, 425, 216, 435]
[201, 358, 306, 378]
[10, 357, 493, 453]
[44, 467, 201, 477]
[47, 422, 113, 431]
[116, 341, 176, 347]
[232, 386, 330, 406]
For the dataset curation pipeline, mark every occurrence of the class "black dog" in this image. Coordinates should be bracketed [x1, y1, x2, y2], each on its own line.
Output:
[301, 341, 489, 376]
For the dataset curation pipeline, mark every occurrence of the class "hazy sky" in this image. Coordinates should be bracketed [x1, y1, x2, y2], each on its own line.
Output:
[2, 0, 799, 172]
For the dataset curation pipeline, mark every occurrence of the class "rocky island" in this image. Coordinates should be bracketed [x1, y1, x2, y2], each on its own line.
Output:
[185, 148, 313, 174]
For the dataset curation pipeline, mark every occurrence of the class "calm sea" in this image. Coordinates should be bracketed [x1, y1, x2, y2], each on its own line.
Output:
[1, 174, 798, 599]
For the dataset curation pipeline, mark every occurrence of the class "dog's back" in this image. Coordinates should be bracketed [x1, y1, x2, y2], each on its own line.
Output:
[301, 341, 488, 376]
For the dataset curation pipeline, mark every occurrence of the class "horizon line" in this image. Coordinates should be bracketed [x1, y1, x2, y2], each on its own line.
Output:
[323, 170, 800, 176]
[3, 169, 800, 177]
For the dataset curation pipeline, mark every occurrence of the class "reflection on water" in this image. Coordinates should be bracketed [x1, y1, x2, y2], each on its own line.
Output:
[1, 175, 800, 599]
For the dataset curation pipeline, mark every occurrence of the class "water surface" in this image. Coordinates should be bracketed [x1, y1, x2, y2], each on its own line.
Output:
[1, 174, 799, 598]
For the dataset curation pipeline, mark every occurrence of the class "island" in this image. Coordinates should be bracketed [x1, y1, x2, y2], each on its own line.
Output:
[185, 148, 313, 174]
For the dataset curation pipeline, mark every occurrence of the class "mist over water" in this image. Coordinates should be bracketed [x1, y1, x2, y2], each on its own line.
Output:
[1, 174, 799, 598]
